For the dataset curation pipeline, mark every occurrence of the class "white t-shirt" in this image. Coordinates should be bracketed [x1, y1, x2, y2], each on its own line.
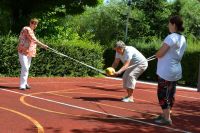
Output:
[115, 46, 147, 65]
[157, 33, 187, 81]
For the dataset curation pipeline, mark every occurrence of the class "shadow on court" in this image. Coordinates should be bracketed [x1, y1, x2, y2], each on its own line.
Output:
[172, 100, 200, 132]
[70, 115, 172, 133]
[69, 99, 200, 133]
[78, 85, 123, 92]
[26, 126, 62, 133]
[0, 85, 18, 90]
[0, 77, 199, 133]
[74, 96, 121, 102]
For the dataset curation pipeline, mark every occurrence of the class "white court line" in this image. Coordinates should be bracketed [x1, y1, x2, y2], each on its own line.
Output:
[135, 89, 200, 100]
[0, 77, 197, 92]
[0, 81, 121, 87]
[105, 77, 197, 91]
[0, 79, 198, 100]
[0, 88, 191, 133]
[0, 77, 196, 91]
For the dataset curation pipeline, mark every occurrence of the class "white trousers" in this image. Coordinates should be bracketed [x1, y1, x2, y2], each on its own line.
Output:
[18, 53, 32, 88]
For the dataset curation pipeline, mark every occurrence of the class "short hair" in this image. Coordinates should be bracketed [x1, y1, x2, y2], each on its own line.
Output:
[115, 40, 126, 49]
[30, 18, 39, 24]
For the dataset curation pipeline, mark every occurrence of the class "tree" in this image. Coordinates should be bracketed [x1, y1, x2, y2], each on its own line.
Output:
[0, 0, 100, 34]
[135, 0, 171, 38]
[171, 0, 200, 37]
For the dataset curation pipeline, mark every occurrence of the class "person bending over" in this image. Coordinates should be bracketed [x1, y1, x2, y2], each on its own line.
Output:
[110, 40, 148, 102]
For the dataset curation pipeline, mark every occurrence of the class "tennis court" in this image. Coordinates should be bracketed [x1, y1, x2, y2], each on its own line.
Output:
[0, 77, 199, 133]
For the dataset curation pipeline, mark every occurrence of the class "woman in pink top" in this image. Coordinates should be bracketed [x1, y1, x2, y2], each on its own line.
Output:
[18, 18, 48, 90]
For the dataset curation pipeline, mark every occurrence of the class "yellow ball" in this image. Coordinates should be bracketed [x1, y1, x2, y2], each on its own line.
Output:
[105, 67, 115, 76]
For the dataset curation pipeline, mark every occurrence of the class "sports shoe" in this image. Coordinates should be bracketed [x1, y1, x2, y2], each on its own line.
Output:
[19, 87, 26, 90]
[155, 117, 172, 125]
[122, 96, 128, 100]
[153, 115, 164, 121]
[122, 97, 134, 102]
[26, 84, 31, 89]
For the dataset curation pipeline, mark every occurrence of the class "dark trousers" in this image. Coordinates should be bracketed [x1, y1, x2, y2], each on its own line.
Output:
[157, 76, 176, 110]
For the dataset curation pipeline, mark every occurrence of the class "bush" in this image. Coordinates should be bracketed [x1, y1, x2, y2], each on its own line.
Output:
[179, 0, 200, 38]
[0, 35, 19, 76]
[0, 35, 104, 77]
[0, 33, 199, 87]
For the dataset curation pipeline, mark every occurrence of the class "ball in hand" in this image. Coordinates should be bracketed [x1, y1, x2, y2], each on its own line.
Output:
[105, 67, 115, 76]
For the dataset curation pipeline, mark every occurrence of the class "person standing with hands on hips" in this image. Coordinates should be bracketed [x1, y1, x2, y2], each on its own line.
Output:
[155, 15, 186, 125]
[110, 40, 148, 102]
[18, 18, 48, 90]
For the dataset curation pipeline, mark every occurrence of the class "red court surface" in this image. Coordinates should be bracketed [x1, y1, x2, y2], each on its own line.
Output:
[0, 77, 199, 133]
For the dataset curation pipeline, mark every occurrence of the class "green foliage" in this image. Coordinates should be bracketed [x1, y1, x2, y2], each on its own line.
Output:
[186, 34, 200, 52]
[179, 0, 200, 38]
[0, 35, 104, 77]
[66, 1, 172, 46]
[0, 0, 100, 34]
[67, 4, 126, 45]
[0, 9, 11, 35]
[136, 0, 171, 37]
[31, 6, 64, 37]
[180, 35, 200, 86]
[0, 33, 199, 87]
[136, 36, 200, 87]
[125, 7, 150, 41]
[31, 39, 104, 77]
[0, 35, 19, 76]
[0, 0, 200, 87]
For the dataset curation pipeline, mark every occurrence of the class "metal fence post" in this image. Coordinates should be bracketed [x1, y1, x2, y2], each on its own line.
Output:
[124, 0, 132, 42]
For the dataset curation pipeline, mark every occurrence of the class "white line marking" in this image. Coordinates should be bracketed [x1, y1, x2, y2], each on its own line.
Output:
[0, 79, 198, 100]
[0, 81, 121, 87]
[134, 88, 200, 100]
[0, 77, 197, 91]
[0, 88, 191, 133]
[105, 77, 197, 91]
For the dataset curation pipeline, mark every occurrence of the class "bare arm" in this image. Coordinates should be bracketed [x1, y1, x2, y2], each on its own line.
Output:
[115, 60, 131, 75]
[111, 58, 120, 69]
[156, 43, 170, 58]
[36, 40, 48, 49]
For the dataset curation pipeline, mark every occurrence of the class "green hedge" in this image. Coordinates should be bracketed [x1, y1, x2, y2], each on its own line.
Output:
[0, 35, 104, 77]
[0, 35, 19, 76]
[0, 35, 199, 87]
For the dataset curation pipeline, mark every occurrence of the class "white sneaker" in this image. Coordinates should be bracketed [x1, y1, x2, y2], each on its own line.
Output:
[155, 118, 172, 125]
[19, 87, 26, 90]
[122, 96, 128, 100]
[122, 97, 134, 102]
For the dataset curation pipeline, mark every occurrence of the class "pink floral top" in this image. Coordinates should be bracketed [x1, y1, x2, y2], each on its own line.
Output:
[17, 26, 38, 57]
